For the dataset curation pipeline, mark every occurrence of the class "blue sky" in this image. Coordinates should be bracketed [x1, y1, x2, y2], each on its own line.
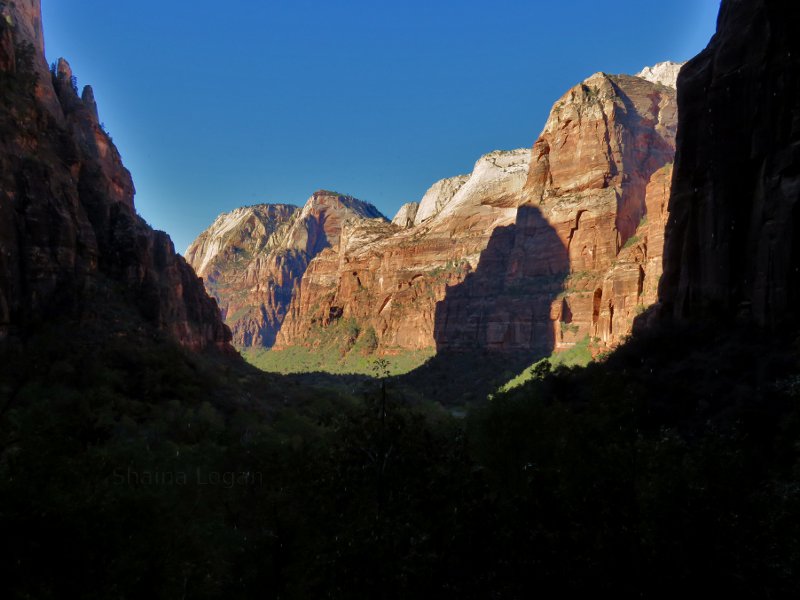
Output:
[41, 0, 720, 253]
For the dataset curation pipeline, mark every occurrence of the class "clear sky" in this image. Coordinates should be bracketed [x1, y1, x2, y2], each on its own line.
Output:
[40, 0, 721, 253]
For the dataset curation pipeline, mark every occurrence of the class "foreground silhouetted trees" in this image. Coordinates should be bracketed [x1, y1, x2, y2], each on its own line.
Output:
[1, 316, 799, 597]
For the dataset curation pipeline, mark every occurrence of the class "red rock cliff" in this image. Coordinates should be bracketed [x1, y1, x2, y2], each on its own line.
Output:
[271, 69, 677, 358]
[514, 72, 678, 350]
[186, 63, 678, 362]
[186, 192, 385, 347]
[0, 2, 231, 350]
[274, 150, 531, 352]
[659, 0, 800, 327]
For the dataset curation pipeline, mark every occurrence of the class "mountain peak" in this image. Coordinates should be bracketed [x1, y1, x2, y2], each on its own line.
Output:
[187, 190, 387, 347]
[636, 61, 685, 88]
[302, 190, 386, 221]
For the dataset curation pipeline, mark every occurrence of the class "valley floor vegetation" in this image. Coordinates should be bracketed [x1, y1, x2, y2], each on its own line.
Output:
[243, 316, 435, 377]
[2, 309, 799, 597]
[244, 345, 435, 377]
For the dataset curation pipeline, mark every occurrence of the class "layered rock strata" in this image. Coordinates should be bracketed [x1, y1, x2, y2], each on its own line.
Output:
[197, 63, 679, 357]
[185, 192, 385, 347]
[391, 202, 419, 228]
[273, 69, 677, 355]
[273, 150, 531, 352]
[515, 72, 678, 350]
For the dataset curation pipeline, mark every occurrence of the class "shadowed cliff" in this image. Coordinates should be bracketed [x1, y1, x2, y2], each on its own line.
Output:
[434, 205, 569, 353]
[658, 0, 800, 327]
[401, 204, 568, 403]
[0, 2, 231, 351]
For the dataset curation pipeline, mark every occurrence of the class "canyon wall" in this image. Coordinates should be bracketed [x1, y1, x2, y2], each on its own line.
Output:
[273, 70, 677, 356]
[273, 150, 530, 352]
[192, 64, 680, 359]
[515, 72, 677, 351]
[185, 192, 385, 347]
[659, 0, 800, 327]
[0, 1, 231, 350]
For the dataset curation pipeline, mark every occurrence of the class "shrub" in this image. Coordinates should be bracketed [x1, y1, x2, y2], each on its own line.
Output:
[360, 326, 379, 354]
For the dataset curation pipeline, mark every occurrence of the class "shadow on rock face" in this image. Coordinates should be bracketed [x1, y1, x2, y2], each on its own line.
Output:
[402, 204, 569, 405]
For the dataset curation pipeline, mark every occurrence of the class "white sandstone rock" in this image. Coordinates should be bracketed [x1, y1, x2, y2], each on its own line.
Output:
[636, 61, 685, 89]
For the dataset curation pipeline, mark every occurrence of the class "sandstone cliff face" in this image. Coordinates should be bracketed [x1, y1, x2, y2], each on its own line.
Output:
[391, 202, 418, 228]
[201, 66, 678, 360]
[187, 205, 298, 280]
[413, 175, 470, 225]
[0, 0, 61, 120]
[274, 150, 530, 352]
[185, 204, 298, 347]
[0, 2, 231, 350]
[261, 70, 678, 358]
[186, 192, 385, 347]
[659, 0, 800, 328]
[636, 61, 684, 89]
[512, 72, 677, 350]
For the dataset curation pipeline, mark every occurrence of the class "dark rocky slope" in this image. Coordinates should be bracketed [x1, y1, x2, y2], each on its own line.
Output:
[659, 0, 800, 326]
[0, 1, 231, 351]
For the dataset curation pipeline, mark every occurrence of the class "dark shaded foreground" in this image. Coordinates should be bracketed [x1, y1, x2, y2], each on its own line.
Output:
[3, 314, 800, 598]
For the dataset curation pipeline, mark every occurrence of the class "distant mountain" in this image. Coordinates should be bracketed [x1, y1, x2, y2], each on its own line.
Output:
[185, 191, 386, 347]
[275, 149, 532, 353]
[636, 61, 684, 88]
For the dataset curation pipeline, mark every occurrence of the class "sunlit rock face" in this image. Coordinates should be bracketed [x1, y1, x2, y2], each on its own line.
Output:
[186, 192, 385, 347]
[195, 64, 678, 358]
[520, 71, 678, 350]
[636, 61, 684, 88]
[0, 1, 232, 350]
[274, 149, 532, 352]
[413, 174, 470, 225]
[659, 0, 800, 328]
[391, 202, 419, 228]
